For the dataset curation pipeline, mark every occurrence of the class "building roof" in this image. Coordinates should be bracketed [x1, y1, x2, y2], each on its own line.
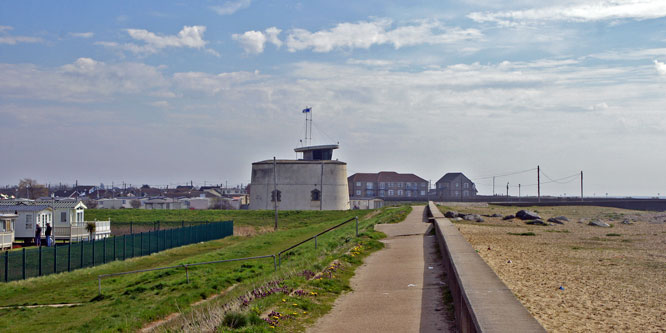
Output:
[253, 159, 346, 165]
[293, 144, 339, 152]
[348, 171, 427, 183]
[0, 205, 52, 212]
[0, 199, 86, 209]
[436, 172, 468, 184]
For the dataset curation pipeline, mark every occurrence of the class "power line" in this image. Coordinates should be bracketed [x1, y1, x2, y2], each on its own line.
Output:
[472, 167, 537, 180]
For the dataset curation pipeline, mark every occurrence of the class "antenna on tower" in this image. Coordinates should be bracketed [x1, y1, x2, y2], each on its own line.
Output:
[302, 106, 312, 146]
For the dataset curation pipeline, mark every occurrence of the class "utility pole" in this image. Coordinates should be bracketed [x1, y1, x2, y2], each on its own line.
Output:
[493, 176, 495, 196]
[537, 165, 541, 202]
[580, 171, 584, 202]
[273, 157, 278, 231]
[506, 182, 509, 197]
[518, 184, 521, 201]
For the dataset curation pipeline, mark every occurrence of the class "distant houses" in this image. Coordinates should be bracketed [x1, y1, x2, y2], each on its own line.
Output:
[435, 172, 477, 201]
[348, 171, 429, 201]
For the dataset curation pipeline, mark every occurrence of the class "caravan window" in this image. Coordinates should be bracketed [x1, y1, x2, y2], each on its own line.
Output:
[61, 212, 67, 222]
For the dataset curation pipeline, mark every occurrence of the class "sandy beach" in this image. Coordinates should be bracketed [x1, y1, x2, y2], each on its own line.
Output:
[439, 204, 666, 332]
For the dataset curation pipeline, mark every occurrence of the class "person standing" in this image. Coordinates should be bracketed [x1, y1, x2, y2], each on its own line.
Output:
[45, 223, 53, 247]
[35, 223, 42, 247]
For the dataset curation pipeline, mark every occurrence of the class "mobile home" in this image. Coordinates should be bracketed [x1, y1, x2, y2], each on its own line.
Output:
[0, 213, 17, 250]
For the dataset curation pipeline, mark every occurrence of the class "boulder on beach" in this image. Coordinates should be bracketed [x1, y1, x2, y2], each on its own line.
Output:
[453, 217, 463, 221]
[491, 213, 503, 218]
[525, 219, 550, 226]
[463, 214, 484, 222]
[621, 219, 633, 225]
[588, 219, 611, 228]
[503, 215, 516, 220]
[547, 216, 568, 224]
[444, 211, 459, 218]
[516, 210, 542, 220]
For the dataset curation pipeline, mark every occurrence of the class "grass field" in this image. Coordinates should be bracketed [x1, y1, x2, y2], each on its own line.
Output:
[0, 206, 412, 332]
[86, 208, 364, 235]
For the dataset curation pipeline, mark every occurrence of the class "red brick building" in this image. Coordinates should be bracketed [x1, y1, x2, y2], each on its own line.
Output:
[347, 171, 429, 201]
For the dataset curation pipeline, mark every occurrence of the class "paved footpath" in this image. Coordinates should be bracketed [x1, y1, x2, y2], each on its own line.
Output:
[309, 206, 453, 332]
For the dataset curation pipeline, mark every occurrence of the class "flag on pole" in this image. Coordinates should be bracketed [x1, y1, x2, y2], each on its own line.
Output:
[302, 107, 311, 113]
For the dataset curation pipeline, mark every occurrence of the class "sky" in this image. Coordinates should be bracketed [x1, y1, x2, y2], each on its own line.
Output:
[1, 0, 666, 197]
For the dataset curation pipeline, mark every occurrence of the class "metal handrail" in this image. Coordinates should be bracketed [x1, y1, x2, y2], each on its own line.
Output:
[278, 216, 358, 266]
[97, 215, 361, 294]
[97, 254, 276, 294]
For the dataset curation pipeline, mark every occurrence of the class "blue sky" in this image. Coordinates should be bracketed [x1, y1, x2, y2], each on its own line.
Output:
[1, 0, 666, 196]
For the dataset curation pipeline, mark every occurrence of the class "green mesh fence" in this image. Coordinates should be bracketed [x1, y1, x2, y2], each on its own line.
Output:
[1, 221, 233, 282]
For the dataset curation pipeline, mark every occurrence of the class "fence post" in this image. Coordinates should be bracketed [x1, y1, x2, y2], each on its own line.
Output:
[103, 237, 107, 264]
[54, 243, 57, 274]
[273, 255, 277, 271]
[123, 235, 126, 260]
[4, 251, 8, 282]
[80, 240, 84, 268]
[163, 230, 166, 250]
[148, 231, 151, 254]
[140, 232, 143, 256]
[39, 246, 42, 276]
[130, 221, 133, 234]
[355, 216, 359, 237]
[113, 236, 116, 261]
[22, 248, 26, 280]
[132, 233, 135, 257]
[92, 239, 95, 267]
[68, 242, 71, 272]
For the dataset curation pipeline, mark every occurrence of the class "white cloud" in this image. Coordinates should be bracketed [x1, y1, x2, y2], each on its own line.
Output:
[232, 30, 266, 54]
[469, 0, 666, 25]
[69, 32, 94, 38]
[0, 58, 170, 102]
[654, 60, 666, 75]
[149, 100, 170, 108]
[346, 59, 395, 66]
[232, 27, 282, 54]
[211, 0, 251, 15]
[173, 70, 264, 94]
[98, 26, 212, 55]
[0, 25, 43, 45]
[265, 27, 282, 48]
[284, 19, 482, 53]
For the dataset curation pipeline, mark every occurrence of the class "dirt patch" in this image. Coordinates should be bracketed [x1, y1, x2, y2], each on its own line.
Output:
[234, 226, 273, 237]
[141, 284, 238, 332]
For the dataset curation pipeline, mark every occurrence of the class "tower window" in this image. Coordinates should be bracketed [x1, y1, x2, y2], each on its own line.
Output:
[271, 190, 282, 202]
[311, 189, 321, 201]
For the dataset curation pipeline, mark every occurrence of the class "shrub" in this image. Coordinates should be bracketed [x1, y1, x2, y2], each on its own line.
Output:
[222, 312, 247, 329]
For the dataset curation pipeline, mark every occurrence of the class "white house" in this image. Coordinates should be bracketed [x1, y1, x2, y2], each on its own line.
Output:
[179, 197, 210, 210]
[0, 213, 17, 250]
[350, 198, 384, 210]
[0, 205, 52, 243]
[0, 199, 110, 242]
[97, 198, 137, 209]
[144, 197, 184, 210]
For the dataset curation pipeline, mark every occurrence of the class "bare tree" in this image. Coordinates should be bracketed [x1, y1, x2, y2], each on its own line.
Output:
[17, 178, 48, 199]
[130, 199, 141, 209]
